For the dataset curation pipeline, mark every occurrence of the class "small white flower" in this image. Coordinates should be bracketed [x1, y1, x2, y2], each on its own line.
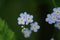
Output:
[26, 14, 33, 25]
[21, 26, 24, 28]
[21, 28, 26, 33]
[23, 28, 31, 38]
[30, 22, 40, 32]
[17, 17, 26, 25]
[50, 38, 54, 40]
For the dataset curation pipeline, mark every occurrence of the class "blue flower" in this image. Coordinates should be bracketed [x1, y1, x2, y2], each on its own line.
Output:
[17, 12, 40, 38]
[45, 14, 51, 22]
[17, 17, 26, 25]
[45, 7, 60, 24]
[20, 12, 28, 21]
[30, 22, 40, 32]
[53, 8, 60, 22]
[45, 13, 57, 24]
[53, 7, 60, 15]
[26, 14, 33, 25]
[54, 22, 60, 29]
[22, 28, 31, 38]
[18, 12, 33, 25]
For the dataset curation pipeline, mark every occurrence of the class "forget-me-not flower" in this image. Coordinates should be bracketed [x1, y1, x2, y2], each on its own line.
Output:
[53, 8, 60, 22]
[45, 7, 60, 30]
[17, 17, 26, 25]
[18, 12, 33, 25]
[20, 12, 28, 21]
[26, 14, 33, 25]
[54, 22, 60, 29]
[30, 22, 40, 32]
[23, 28, 31, 38]
[17, 12, 40, 38]
[45, 13, 57, 24]
[53, 7, 60, 15]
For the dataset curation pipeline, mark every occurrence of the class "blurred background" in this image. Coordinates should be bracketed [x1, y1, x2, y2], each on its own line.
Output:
[0, 0, 60, 40]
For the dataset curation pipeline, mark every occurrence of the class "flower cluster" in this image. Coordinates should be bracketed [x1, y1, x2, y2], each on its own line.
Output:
[45, 7, 60, 30]
[17, 12, 33, 25]
[17, 12, 40, 38]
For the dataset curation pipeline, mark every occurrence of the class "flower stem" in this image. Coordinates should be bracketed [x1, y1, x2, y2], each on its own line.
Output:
[52, 0, 57, 7]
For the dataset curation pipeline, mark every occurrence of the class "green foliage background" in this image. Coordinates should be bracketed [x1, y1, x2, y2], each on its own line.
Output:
[0, 18, 15, 40]
[0, 0, 60, 40]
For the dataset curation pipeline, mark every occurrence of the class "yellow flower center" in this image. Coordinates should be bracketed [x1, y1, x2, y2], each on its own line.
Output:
[20, 19, 23, 22]
[56, 11, 60, 15]
[52, 16, 56, 20]
[26, 32, 28, 34]
[58, 24, 60, 26]
[34, 26, 36, 29]
[28, 18, 30, 20]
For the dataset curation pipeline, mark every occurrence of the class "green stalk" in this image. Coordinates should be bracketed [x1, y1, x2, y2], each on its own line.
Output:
[52, 0, 57, 7]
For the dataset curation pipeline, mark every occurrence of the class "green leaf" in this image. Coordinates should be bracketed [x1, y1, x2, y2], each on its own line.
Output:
[0, 18, 16, 40]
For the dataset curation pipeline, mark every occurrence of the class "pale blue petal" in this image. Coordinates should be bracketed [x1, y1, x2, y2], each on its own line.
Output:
[24, 12, 27, 14]
[37, 25, 40, 29]
[18, 21, 21, 25]
[57, 14, 60, 19]
[48, 21, 53, 24]
[57, 7, 60, 11]
[24, 34, 30, 38]
[34, 29, 38, 32]
[45, 18, 49, 22]
[30, 15, 33, 18]
[30, 27, 33, 30]
[20, 13, 24, 17]
[47, 14, 51, 17]
[54, 22, 60, 30]
[30, 20, 33, 22]
[17, 17, 20, 20]
[53, 8, 56, 12]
